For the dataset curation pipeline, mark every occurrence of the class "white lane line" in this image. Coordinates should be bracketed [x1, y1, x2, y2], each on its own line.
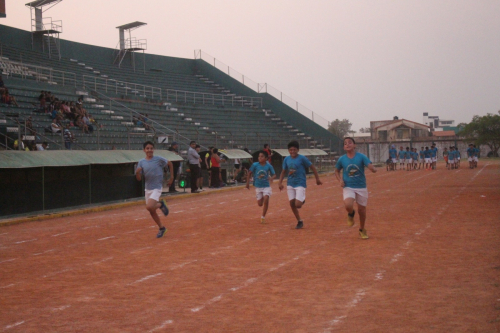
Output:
[170, 260, 198, 270]
[15, 238, 37, 244]
[148, 320, 173, 332]
[130, 246, 152, 254]
[4, 321, 26, 330]
[129, 273, 163, 285]
[0, 258, 17, 264]
[0, 232, 8, 236]
[0, 284, 15, 289]
[43, 268, 73, 278]
[174, 210, 185, 214]
[51, 305, 71, 312]
[125, 229, 143, 234]
[87, 257, 113, 265]
[97, 236, 116, 241]
[82, 225, 99, 230]
[134, 217, 148, 220]
[52, 232, 69, 237]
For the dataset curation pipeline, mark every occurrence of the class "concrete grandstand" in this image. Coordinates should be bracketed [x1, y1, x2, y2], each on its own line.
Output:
[0, 24, 340, 153]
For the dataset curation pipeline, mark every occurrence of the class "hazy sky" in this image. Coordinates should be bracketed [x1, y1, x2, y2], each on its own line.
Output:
[2, 0, 499, 131]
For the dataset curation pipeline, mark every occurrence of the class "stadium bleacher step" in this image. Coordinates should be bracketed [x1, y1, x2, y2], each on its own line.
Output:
[111, 116, 124, 120]
[6, 127, 19, 132]
[121, 122, 134, 126]
[78, 63, 85, 66]
[83, 97, 96, 102]
[102, 110, 115, 114]
[70, 59, 78, 62]
[76, 91, 89, 96]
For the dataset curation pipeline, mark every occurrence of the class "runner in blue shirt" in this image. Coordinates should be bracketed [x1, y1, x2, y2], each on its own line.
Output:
[335, 137, 377, 239]
[388, 145, 398, 171]
[419, 147, 425, 170]
[412, 148, 419, 170]
[246, 151, 276, 224]
[430, 144, 438, 170]
[398, 146, 406, 170]
[467, 144, 475, 169]
[448, 147, 456, 170]
[405, 147, 412, 171]
[278, 140, 322, 229]
[136, 141, 174, 238]
[473, 145, 479, 168]
[423, 147, 431, 170]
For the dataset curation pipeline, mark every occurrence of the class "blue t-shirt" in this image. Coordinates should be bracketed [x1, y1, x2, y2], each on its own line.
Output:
[249, 162, 275, 188]
[419, 150, 425, 158]
[430, 147, 437, 158]
[424, 150, 431, 158]
[449, 151, 455, 160]
[405, 150, 411, 159]
[138, 156, 168, 190]
[467, 148, 474, 157]
[413, 152, 419, 160]
[474, 148, 480, 156]
[282, 154, 312, 188]
[398, 150, 405, 159]
[389, 148, 397, 159]
[335, 152, 372, 189]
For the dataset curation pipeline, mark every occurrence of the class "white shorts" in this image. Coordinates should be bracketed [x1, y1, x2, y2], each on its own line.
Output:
[406, 158, 412, 164]
[343, 187, 369, 207]
[425, 158, 431, 163]
[287, 186, 306, 202]
[399, 159, 405, 164]
[145, 188, 162, 203]
[391, 158, 397, 163]
[255, 187, 272, 200]
[449, 159, 455, 164]
[432, 157, 437, 162]
[468, 157, 473, 162]
[473, 157, 478, 162]
[457, 157, 461, 161]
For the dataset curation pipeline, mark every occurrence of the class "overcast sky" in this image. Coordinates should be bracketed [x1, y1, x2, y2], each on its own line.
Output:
[2, 0, 499, 131]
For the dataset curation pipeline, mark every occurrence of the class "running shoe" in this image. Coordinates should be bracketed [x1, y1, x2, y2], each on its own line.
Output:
[159, 199, 169, 216]
[261, 217, 266, 224]
[157, 227, 167, 238]
[359, 229, 369, 239]
[295, 220, 303, 229]
[347, 210, 355, 227]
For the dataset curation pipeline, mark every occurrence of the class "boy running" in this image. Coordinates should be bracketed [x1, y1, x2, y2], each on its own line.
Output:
[335, 137, 377, 239]
[430, 144, 438, 170]
[246, 151, 276, 224]
[136, 141, 174, 238]
[278, 140, 322, 229]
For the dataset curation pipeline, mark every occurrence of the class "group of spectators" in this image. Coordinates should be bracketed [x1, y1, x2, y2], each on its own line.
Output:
[0, 74, 19, 107]
[133, 113, 152, 131]
[38, 91, 97, 135]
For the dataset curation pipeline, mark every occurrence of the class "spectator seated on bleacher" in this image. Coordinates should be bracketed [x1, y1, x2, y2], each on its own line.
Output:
[50, 119, 63, 134]
[36, 142, 49, 151]
[75, 115, 90, 134]
[82, 114, 93, 133]
[1, 89, 19, 107]
[0, 75, 5, 94]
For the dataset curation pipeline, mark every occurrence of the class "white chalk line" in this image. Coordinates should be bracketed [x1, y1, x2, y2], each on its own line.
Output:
[0, 258, 17, 264]
[128, 273, 163, 285]
[148, 320, 174, 332]
[14, 238, 37, 244]
[321, 164, 489, 332]
[4, 320, 27, 330]
[97, 236, 116, 241]
[52, 231, 69, 237]
[190, 249, 312, 313]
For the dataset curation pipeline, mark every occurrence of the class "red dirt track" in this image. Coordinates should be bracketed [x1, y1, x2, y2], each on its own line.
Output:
[1, 161, 499, 332]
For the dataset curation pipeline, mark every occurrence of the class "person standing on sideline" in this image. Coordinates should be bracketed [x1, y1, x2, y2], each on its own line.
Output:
[246, 150, 276, 224]
[210, 148, 222, 188]
[195, 144, 204, 191]
[63, 124, 74, 150]
[278, 140, 322, 229]
[136, 141, 174, 238]
[263, 144, 273, 163]
[188, 141, 202, 193]
[335, 137, 377, 239]
[388, 144, 398, 170]
[168, 142, 181, 193]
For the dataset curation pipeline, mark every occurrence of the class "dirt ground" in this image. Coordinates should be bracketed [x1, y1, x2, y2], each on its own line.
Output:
[1, 160, 499, 332]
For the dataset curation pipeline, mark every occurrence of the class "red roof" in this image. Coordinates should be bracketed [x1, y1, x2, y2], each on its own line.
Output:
[433, 131, 456, 137]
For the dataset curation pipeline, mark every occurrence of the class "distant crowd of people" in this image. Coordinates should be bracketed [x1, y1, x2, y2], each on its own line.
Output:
[387, 143, 480, 171]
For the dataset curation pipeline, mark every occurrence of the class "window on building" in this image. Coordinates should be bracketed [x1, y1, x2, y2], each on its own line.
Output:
[379, 130, 387, 141]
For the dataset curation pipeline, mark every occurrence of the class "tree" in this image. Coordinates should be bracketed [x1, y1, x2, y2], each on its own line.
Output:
[328, 119, 354, 138]
[457, 113, 500, 157]
[359, 127, 372, 134]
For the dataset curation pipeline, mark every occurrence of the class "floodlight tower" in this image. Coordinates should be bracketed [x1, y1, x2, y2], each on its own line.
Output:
[25, 0, 63, 60]
[114, 21, 147, 72]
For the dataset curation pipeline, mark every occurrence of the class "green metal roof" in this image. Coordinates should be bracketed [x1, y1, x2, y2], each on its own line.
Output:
[0, 150, 184, 169]
[218, 149, 253, 159]
[272, 149, 328, 157]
